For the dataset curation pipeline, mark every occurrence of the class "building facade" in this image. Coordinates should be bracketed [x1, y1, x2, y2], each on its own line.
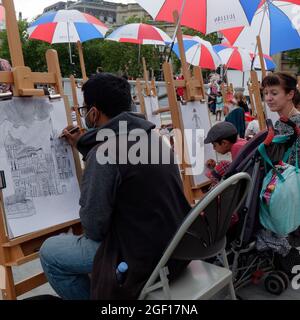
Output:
[43, 1, 74, 14]
[67, 0, 117, 25]
[43, 0, 117, 25]
[116, 3, 150, 25]
[273, 52, 298, 74]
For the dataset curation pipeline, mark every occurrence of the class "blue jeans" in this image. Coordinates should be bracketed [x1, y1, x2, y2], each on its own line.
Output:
[39, 234, 101, 300]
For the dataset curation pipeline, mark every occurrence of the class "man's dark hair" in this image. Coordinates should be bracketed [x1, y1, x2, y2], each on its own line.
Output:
[215, 134, 238, 144]
[82, 72, 132, 118]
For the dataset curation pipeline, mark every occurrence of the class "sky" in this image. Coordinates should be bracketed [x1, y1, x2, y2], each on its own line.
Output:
[12, 0, 136, 20]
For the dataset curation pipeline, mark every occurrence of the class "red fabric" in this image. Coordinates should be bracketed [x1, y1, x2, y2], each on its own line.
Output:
[137, 23, 163, 42]
[227, 49, 243, 71]
[83, 13, 106, 26]
[220, 27, 244, 45]
[176, 75, 184, 97]
[199, 44, 215, 69]
[245, 112, 255, 122]
[231, 138, 247, 160]
[30, 23, 57, 43]
[206, 160, 231, 185]
[156, 0, 207, 34]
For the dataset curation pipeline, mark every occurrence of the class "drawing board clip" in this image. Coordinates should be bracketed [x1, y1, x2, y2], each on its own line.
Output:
[0, 92, 13, 101]
[49, 94, 61, 100]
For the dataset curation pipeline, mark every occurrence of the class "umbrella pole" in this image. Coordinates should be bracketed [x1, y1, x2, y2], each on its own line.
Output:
[67, 21, 73, 64]
[138, 43, 141, 64]
[142, 57, 151, 96]
[68, 42, 73, 65]
[167, 0, 187, 62]
[173, 11, 190, 83]
[251, 4, 267, 71]
[256, 35, 267, 79]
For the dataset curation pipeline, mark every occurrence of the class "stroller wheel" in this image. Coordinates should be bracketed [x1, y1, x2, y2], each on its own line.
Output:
[264, 274, 285, 295]
[274, 271, 290, 290]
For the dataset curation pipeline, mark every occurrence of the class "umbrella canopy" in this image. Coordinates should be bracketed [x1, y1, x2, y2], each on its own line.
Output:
[172, 35, 221, 70]
[221, 1, 300, 55]
[251, 53, 276, 71]
[213, 43, 253, 71]
[135, 0, 261, 34]
[105, 23, 172, 45]
[214, 43, 276, 71]
[27, 9, 108, 43]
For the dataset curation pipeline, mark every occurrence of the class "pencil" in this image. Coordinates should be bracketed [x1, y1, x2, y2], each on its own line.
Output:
[59, 126, 80, 138]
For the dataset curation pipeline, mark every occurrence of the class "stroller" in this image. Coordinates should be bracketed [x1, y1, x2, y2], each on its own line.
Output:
[223, 117, 300, 296]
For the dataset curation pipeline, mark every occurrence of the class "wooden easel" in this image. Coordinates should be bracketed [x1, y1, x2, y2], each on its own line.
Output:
[249, 71, 266, 130]
[256, 35, 267, 80]
[77, 41, 88, 82]
[70, 75, 85, 132]
[243, 35, 268, 131]
[161, 11, 213, 204]
[0, 0, 82, 299]
[69, 41, 89, 132]
[136, 58, 164, 126]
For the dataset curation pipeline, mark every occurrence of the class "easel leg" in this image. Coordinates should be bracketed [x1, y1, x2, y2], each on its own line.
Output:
[1, 266, 16, 300]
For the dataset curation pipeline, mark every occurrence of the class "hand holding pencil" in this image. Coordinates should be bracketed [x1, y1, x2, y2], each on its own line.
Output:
[60, 125, 84, 147]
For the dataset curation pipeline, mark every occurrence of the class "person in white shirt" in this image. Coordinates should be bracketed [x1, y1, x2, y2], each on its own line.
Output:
[245, 116, 260, 140]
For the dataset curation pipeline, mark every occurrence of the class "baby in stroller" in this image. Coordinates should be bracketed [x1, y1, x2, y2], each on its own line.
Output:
[223, 72, 300, 296]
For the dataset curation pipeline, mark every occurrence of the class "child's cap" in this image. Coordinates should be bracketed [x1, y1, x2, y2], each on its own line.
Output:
[204, 122, 237, 144]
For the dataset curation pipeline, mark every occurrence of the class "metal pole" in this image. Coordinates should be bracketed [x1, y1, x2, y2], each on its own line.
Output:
[67, 21, 73, 64]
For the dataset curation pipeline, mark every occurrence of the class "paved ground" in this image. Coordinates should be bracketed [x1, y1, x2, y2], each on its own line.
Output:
[1, 257, 299, 300]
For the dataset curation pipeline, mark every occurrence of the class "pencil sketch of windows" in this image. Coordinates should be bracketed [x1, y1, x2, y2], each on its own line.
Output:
[0, 97, 79, 233]
[3, 121, 73, 219]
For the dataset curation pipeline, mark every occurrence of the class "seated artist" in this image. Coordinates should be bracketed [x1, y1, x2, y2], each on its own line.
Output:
[39, 73, 191, 300]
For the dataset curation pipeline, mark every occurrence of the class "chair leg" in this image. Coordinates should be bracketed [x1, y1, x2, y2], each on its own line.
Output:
[221, 249, 236, 300]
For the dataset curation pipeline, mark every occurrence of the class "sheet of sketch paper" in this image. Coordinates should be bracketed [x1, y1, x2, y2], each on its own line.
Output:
[144, 96, 161, 128]
[0, 97, 81, 238]
[180, 101, 217, 186]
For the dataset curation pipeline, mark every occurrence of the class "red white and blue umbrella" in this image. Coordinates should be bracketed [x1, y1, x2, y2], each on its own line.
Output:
[251, 53, 276, 71]
[214, 43, 276, 71]
[221, 1, 300, 55]
[135, 0, 261, 34]
[172, 35, 221, 70]
[27, 10, 108, 43]
[105, 23, 171, 45]
[213, 43, 253, 71]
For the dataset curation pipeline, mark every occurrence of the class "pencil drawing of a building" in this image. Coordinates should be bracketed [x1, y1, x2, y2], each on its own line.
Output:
[3, 120, 73, 219]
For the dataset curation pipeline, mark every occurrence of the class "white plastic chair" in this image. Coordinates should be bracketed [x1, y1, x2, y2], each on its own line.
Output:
[139, 172, 252, 300]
